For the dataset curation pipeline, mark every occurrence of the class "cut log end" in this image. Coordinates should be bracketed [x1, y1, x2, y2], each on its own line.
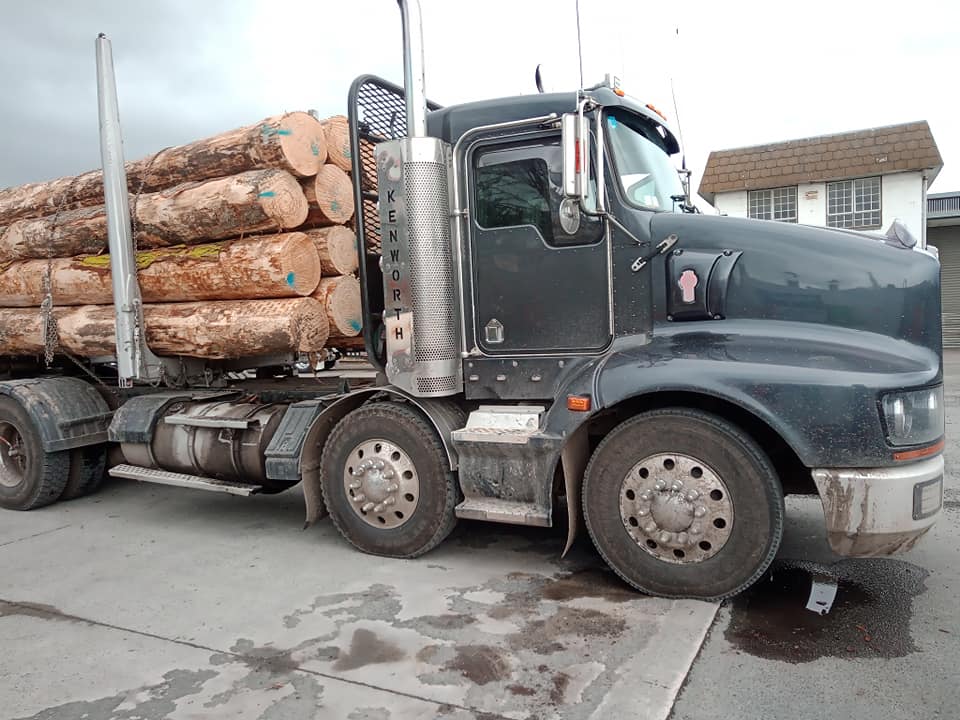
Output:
[306, 226, 358, 276]
[313, 275, 362, 338]
[321, 116, 351, 172]
[302, 165, 355, 226]
[275, 112, 329, 177]
[277, 232, 323, 296]
[258, 170, 309, 229]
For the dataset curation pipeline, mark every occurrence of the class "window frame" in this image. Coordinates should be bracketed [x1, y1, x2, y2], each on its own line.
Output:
[747, 186, 798, 223]
[470, 134, 603, 249]
[826, 176, 882, 230]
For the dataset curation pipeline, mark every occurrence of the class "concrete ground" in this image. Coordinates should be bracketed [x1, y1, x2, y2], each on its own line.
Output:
[2, 354, 959, 719]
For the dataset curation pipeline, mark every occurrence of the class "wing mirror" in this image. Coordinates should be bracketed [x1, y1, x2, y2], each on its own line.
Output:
[561, 112, 589, 203]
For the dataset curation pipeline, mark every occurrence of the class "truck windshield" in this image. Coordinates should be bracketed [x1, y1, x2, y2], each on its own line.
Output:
[605, 108, 685, 212]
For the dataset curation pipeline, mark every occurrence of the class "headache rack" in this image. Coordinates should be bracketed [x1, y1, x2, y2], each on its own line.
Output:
[347, 75, 441, 369]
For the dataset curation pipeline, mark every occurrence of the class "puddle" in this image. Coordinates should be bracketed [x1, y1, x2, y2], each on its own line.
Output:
[725, 559, 928, 663]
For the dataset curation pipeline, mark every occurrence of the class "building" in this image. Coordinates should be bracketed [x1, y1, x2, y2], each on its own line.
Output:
[928, 192, 960, 346]
[697, 121, 960, 343]
[698, 121, 942, 243]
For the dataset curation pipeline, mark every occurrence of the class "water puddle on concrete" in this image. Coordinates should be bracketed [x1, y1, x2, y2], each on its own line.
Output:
[725, 559, 928, 663]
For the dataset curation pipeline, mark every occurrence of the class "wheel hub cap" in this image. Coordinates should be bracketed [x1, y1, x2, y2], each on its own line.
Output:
[619, 453, 734, 564]
[343, 439, 419, 529]
[0, 421, 26, 489]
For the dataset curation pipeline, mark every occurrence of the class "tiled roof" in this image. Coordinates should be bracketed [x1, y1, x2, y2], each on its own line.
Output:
[698, 121, 943, 203]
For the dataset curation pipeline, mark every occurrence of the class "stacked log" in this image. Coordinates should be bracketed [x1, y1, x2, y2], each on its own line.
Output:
[0, 111, 364, 362]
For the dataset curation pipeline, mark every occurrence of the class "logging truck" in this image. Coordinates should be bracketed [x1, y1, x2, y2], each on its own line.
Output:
[0, 0, 945, 600]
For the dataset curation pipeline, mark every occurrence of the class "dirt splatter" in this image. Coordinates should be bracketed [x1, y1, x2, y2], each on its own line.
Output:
[333, 628, 405, 671]
[549, 672, 571, 704]
[725, 558, 928, 663]
[415, 614, 477, 630]
[445, 645, 511, 685]
[539, 568, 635, 603]
[507, 684, 536, 696]
[228, 639, 299, 674]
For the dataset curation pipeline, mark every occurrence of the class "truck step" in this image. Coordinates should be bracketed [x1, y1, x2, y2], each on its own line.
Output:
[451, 405, 545, 445]
[455, 498, 550, 526]
[108, 464, 262, 496]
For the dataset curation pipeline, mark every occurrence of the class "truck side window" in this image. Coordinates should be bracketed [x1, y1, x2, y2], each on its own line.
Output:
[474, 139, 602, 247]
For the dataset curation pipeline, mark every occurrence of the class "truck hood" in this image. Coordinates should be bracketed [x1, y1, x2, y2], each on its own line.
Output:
[649, 213, 943, 354]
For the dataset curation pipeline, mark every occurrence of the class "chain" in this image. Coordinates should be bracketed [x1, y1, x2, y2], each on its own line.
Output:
[40, 179, 79, 366]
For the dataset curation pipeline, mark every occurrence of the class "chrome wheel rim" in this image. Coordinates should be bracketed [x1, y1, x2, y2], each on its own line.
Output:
[0, 421, 26, 489]
[619, 452, 734, 564]
[343, 439, 419, 529]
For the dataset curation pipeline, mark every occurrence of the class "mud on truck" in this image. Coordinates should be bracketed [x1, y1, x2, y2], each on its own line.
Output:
[0, 0, 945, 599]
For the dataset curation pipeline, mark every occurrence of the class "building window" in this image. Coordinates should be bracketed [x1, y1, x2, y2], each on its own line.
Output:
[748, 187, 797, 222]
[827, 176, 881, 229]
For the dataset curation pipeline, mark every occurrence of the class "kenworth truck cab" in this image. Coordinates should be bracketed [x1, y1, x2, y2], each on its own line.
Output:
[0, 1, 943, 600]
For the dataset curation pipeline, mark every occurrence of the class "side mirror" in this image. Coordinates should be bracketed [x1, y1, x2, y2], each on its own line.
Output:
[561, 112, 589, 202]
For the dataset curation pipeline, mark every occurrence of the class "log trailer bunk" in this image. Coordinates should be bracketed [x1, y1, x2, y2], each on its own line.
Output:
[0, 1, 944, 599]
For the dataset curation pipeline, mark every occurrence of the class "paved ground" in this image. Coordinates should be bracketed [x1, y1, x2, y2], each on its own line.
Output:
[2, 355, 959, 719]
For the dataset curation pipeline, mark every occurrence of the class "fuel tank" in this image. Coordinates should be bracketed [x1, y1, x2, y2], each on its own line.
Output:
[121, 400, 287, 485]
[649, 213, 942, 353]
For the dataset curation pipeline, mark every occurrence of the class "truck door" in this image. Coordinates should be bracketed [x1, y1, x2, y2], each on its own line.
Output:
[469, 136, 610, 354]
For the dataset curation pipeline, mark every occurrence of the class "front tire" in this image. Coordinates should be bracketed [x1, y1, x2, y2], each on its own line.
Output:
[583, 408, 784, 600]
[0, 397, 70, 510]
[321, 401, 458, 558]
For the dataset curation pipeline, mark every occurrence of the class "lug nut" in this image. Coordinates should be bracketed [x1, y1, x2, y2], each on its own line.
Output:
[644, 521, 658, 534]
[654, 480, 666, 491]
[383, 469, 395, 479]
[690, 523, 702, 535]
[694, 506, 707, 518]
[659, 531, 672, 544]
[637, 508, 649, 517]
[373, 502, 385, 513]
[353, 493, 366, 503]
[640, 491, 653, 501]
[671, 480, 683, 491]
[382, 497, 395, 507]
[349, 481, 362, 489]
[361, 502, 375, 512]
[685, 490, 700, 502]
[677, 532, 689, 546]
[386, 483, 399, 493]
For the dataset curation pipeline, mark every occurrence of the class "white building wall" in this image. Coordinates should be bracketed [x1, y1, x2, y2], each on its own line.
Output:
[711, 171, 926, 238]
[881, 172, 924, 239]
[797, 182, 826, 226]
[714, 190, 747, 218]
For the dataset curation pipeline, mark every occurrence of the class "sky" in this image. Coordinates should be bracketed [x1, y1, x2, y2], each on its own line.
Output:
[1, 0, 958, 207]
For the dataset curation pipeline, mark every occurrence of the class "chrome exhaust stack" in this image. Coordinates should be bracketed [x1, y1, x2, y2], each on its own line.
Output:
[375, 1, 461, 397]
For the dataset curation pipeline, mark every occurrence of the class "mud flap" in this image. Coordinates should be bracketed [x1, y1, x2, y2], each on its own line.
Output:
[561, 425, 590, 557]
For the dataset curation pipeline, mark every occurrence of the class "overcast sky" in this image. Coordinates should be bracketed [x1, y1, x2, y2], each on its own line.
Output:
[1, 0, 958, 206]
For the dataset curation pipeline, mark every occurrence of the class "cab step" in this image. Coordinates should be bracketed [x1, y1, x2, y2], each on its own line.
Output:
[108, 464, 262, 496]
[455, 498, 550, 526]
[451, 405, 545, 445]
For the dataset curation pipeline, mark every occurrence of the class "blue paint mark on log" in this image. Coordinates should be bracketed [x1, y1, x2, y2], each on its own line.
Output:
[276, 129, 292, 136]
[311, 141, 320, 156]
[286, 272, 296, 287]
[259, 191, 276, 198]
[349, 320, 361, 332]
[330, 200, 340, 212]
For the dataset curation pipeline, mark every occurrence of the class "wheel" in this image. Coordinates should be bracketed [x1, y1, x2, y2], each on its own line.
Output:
[582, 408, 784, 600]
[60, 445, 107, 501]
[321, 401, 458, 558]
[0, 396, 70, 510]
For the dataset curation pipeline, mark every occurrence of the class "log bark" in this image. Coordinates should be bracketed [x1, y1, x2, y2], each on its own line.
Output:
[0, 298, 330, 359]
[0, 233, 321, 307]
[305, 227, 358, 276]
[0, 112, 327, 225]
[300, 165, 355, 227]
[321, 116, 351, 172]
[0, 169, 308, 261]
[311, 275, 362, 338]
[328, 335, 367, 351]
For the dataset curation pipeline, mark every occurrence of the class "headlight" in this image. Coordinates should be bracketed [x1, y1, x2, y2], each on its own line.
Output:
[881, 386, 944, 446]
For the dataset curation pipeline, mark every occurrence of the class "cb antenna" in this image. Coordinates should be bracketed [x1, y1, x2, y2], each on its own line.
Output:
[575, 0, 584, 88]
[670, 26, 694, 209]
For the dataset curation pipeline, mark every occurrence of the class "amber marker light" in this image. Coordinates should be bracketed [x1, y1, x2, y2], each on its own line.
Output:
[893, 438, 945, 462]
[567, 395, 592, 412]
[645, 103, 666, 121]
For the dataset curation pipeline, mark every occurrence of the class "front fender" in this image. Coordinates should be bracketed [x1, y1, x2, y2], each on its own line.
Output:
[589, 320, 939, 468]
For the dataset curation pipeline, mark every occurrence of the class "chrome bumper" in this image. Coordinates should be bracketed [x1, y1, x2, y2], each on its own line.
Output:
[811, 455, 943, 556]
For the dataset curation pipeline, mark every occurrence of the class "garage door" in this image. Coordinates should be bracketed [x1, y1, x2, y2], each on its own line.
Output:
[934, 234, 960, 347]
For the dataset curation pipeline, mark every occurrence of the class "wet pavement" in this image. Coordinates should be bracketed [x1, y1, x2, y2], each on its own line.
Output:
[0, 483, 714, 720]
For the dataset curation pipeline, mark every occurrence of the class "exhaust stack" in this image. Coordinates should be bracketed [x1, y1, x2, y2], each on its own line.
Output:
[397, 0, 427, 138]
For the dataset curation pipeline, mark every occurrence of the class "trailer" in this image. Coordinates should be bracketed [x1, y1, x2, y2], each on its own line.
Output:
[0, 0, 945, 600]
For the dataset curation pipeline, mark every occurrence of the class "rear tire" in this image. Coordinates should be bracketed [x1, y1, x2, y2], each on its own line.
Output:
[60, 445, 107, 501]
[0, 396, 70, 511]
[582, 408, 784, 600]
[321, 401, 458, 558]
